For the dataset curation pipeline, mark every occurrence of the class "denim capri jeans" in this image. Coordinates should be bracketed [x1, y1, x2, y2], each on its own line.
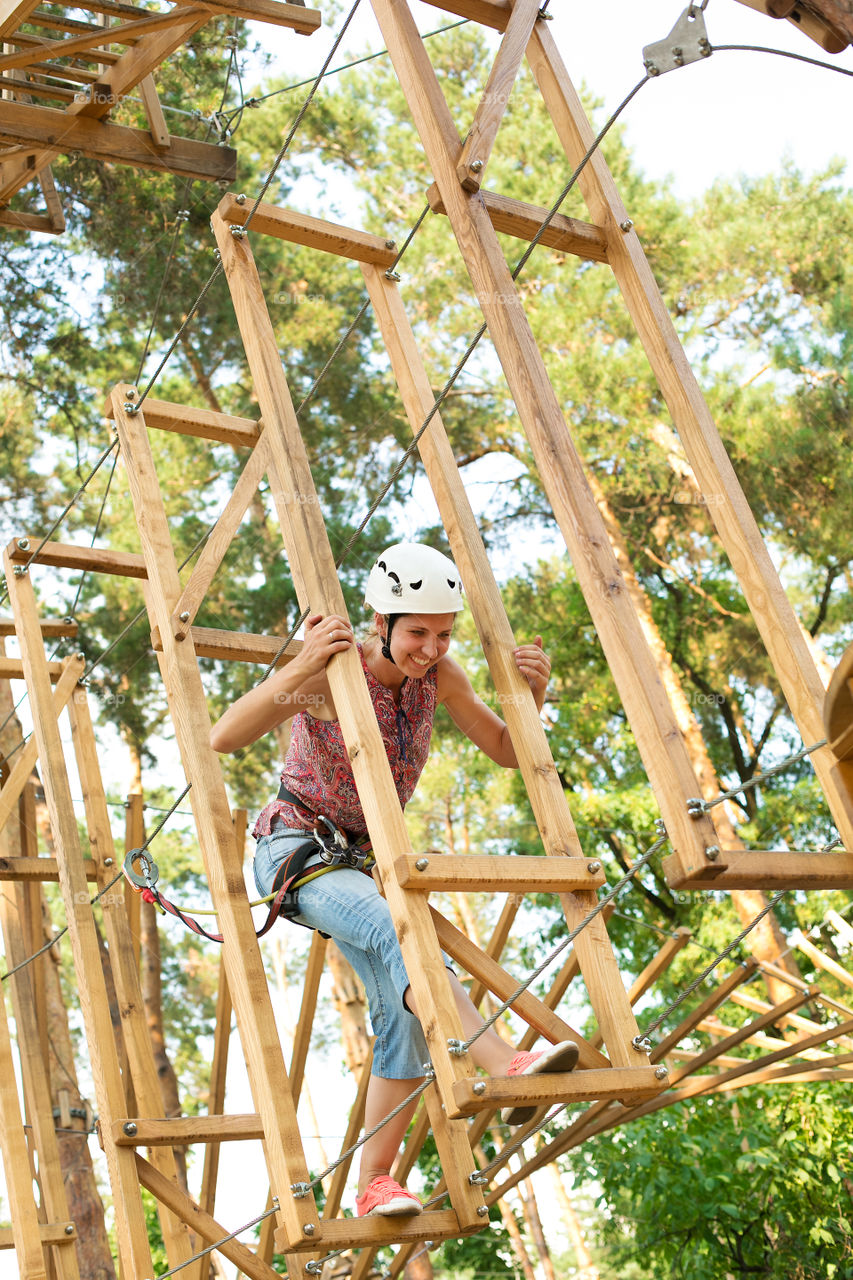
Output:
[254, 823, 434, 1079]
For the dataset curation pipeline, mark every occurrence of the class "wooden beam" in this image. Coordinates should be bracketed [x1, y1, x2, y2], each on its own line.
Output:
[427, 182, 609, 260]
[668, 849, 853, 890]
[452, 1065, 665, 1116]
[138, 73, 169, 148]
[150, 624, 303, 665]
[456, 0, 541, 191]
[6, 537, 147, 578]
[395, 853, 604, 892]
[793, 931, 853, 990]
[0, 856, 99, 882]
[0, 1224, 75, 1249]
[825, 638, 853, 759]
[0, 0, 42, 40]
[421, 0, 510, 30]
[0, 98, 237, 180]
[0, 656, 83, 834]
[218, 192, 400, 266]
[0, 8, 201, 74]
[114, 1114, 265, 1146]
[131, 396, 262, 446]
[0, 615, 77, 640]
[194, 0, 321, 34]
[275, 1207, 482, 1254]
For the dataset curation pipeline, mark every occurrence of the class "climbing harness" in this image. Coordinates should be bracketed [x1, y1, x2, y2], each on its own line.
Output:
[122, 790, 373, 945]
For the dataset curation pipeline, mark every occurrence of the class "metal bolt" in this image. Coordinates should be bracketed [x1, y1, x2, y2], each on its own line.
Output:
[620, 218, 634, 231]
[235, 192, 247, 204]
[654, 1065, 669, 1080]
[123, 401, 139, 415]
[447, 1038, 467, 1056]
[64, 1224, 75, 1235]
[469, 159, 483, 172]
[214, 249, 221, 260]
[699, 37, 712, 56]
[179, 611, 190, 623]
[473, 1080, 486, 1095]
[477, 1205, 489, 1217]
[272, 1196, 280, 1206]
[384, 238, 396, 249]
[230, 225, 245, 238]
[644, 58, 660, 76]
[290, 1182, 310, 1198]
[424, 1240, 434, 1249]
[302, 1223, 315, 1236]
[385, 269, 401, 282]
[16, 537, 29, 550]
[421, 1061, 435, 1076]
[125, 388, 136, 399]
[104, 857, 114, 868]
[415, 857, 429, 871]
[655, 819, 667, 836]
[123, 1121, 138, 1136]
[672, 45, 684, 65]
[705, 845, 721, 862]
[13, 566, 27, 577]
[686, 797, 705, 818]
[587, 860, 601, 874]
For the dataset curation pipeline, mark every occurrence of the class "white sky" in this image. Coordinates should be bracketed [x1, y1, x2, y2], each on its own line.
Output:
[2, 2, 852, 1276]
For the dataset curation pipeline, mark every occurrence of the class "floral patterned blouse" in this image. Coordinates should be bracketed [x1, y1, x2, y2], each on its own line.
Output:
[253, 643, 438, 839]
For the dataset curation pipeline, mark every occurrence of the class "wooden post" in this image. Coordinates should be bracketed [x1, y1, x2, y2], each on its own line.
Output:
[0, 980, 48, 1279]
[367, 0, 721, 885]
[209, 211, 486, 1229]
[3, 552, 154, 1277]
[109, 390, 319, 1249]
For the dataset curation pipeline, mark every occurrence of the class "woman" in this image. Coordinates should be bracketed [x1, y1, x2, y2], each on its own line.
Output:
[210, 543, 577, 1217]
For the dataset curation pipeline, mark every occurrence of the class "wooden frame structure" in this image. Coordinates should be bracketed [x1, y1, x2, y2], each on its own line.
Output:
[0, 0, 320, 233]
[3, 0, 853, 1273]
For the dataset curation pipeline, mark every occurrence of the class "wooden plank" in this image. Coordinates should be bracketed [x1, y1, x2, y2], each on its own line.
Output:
[6, 537, 147, 578]
[0, 1224, 75, 1249]
[170, 433, 272, 640]
[0, 8, 200, 73]
[151, 624, 303, 664]
[793, 931, 853, 990]
[0, 656, 83, 833]
[114, 1114, 266, 1146]
[218, 193, 399, 266]
[524, 19, 853, 863]
[4, 552, 154, 1274]
[0, 621, 76, 642]
[456, 0, 542, 190]
[138, 73, 169, 147]
[131, 396, 262, 447]
[452, 1065, 665, 1116]
[668, 849, 853, 889]
[363, 224, 654, 1067]
[211, 214, 486, 1230]
[395, 853, 604, 892]
[194, 0, 321, 34]
[68, 679, 195, 1268]
[0, 98, 237, 181]
[36, 164, 65, 232]
[0, 856, 98, 881]
[730, 987, 853, 1048]
[0, 0, 42, 40]
[110, 388, 318, 1249]
[431, 907, 610, 1070]
[428, 182, 608, 260]
[828, 907, 853, 945]
[135, 1155, 285, 1280]
[421, 0, 510, 30]
[0, 992, 48, 1275]
[367, 0, 722, 895]
[825, 638, 853, 758]
[667, 989, 817, 1086]
[0, 206, 63, 233]
[0, 835, 81, 1280]
[275, 1206, 481, 1254]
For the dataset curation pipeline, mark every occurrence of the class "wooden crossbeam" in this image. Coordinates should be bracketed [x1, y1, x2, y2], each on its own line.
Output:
[427, 182, 609, 260]
[133, 396, 262, 446]
[422, 0, 509, 31]
[0, 857, 98, 881]
[0, 7, 198, 73]
[219, 192, 400, 266]
[0, 0, 42, 40]
[6, 537, 147, 577]
[669, 849, 853, 890]
[451, 1065, 665, 1116]
[0, 98, 237, 180]
[114, 1114, 266, 1145]
[151, 625, 303, 664]
[0, 1224, 76, 1249]
[396, 853, 605, 892]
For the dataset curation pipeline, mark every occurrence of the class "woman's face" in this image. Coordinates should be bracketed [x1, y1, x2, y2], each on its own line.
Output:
[384, 613, 455, 677]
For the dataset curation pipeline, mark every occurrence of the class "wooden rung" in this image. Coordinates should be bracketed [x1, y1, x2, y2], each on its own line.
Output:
[218, 193, 400, 267]
[150, 624, 303, 664]
[0, 619, 78, 640]
[114, 1114, 264, 1146]
[0, 857, 98, 882]
[6, 537, 147, 578]
[275, 1208, 480, 1254]
[825, 639, 853, 759]
[450, 1065, 666, 1118]
[427, 182, 608, 261]
[394, 853, 605, 892]
[0, 656, 66, 678]
[0, 1222, 76, 1248]
[133, 397, 262, 448]
[197, 0, 323, 35]
[665, 850, 853, 890]
[422, 0, 510, 33]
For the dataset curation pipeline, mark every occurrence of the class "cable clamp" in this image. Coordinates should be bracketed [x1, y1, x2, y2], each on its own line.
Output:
[384, 269, 402, 282]
[632, 1034, 652, 1054]
[447, 1038, 467, 1056]
[686, 796, 705, 818]
[642, 5, 711, 77]
[469, 1172, 490, 1185]
[290, 1182, 312, 1199]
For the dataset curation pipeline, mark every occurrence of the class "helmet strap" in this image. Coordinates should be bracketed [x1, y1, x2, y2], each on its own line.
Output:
[380, 614, 399, 665]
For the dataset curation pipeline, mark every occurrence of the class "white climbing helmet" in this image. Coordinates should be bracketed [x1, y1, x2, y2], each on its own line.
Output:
[364, 543, 464, 615]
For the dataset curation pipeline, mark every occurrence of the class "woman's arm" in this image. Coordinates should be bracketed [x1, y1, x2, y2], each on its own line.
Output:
[209, 613, 353, 753]
[438, 638, 551, 768]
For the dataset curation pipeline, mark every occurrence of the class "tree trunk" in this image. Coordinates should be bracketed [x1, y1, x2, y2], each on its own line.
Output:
[548, 1163, 600, 1280]
[517, 1175, 557, 1280]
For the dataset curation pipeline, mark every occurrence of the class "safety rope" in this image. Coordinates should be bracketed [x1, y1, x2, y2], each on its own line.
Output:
[152, 1203, 280, 1280]
[699, 739, 828, 811]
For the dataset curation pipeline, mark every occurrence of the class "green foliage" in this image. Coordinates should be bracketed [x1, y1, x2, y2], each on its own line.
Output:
[566, 1084, 853, 1280]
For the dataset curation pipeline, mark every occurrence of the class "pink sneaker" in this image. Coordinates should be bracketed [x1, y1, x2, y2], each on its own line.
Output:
[502, 1040, 579, 1126]
[356, 1176, 422, 1217]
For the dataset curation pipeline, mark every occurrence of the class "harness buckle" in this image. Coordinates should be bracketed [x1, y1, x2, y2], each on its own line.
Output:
[312, 816, 369, 870]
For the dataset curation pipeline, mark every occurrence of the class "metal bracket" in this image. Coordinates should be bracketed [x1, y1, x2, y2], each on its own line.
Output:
[642, 5, 712, 77]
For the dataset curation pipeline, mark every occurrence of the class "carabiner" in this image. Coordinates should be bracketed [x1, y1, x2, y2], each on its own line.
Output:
[123, 847, 159, 892]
